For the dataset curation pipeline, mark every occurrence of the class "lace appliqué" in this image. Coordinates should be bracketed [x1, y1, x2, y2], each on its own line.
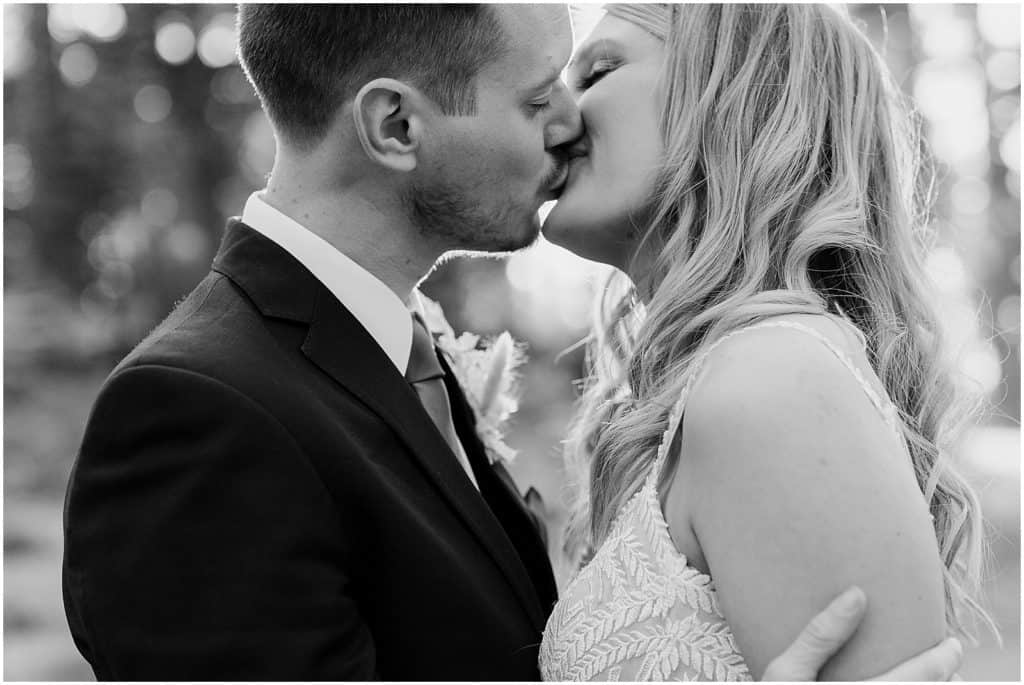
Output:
[539, 475, 751, 681]
[539, 317, 905, 682]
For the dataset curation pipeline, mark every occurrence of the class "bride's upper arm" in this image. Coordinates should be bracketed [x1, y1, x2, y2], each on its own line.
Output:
[670, 327, 947, 680]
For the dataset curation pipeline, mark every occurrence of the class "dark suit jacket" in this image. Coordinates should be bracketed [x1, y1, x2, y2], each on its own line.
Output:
[62, 220, 558, 680]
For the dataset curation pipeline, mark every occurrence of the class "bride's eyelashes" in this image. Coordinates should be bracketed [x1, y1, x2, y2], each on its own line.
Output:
[573, 59, 621, 92]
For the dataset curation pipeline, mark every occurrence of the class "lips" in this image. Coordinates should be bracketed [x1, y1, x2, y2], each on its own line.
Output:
[555, 139, 590, 197]
[566, 137, 590, 161]
[545, 138, 590, 198]
[549, 163, 569, 192]
[542, 156, 570, 198]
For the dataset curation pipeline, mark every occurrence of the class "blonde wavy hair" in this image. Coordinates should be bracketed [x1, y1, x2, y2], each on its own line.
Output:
[563, 3, 997, 640]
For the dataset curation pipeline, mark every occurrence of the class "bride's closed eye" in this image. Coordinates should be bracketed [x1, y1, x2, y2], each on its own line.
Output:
[574, 58, 620, 92]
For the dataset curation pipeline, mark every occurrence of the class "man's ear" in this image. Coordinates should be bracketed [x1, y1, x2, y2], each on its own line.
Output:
[352, 78, 431, 173]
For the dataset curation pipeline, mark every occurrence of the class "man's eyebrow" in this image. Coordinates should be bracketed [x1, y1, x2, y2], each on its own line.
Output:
[524, 64, 565, 93]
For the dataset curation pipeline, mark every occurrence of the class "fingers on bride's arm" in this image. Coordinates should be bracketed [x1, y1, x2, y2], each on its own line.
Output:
[670, 328, 947, 680]
[868, 637, 963, 681]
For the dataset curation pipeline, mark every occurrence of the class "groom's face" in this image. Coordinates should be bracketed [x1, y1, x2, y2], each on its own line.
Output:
[410, 5, 580, 253]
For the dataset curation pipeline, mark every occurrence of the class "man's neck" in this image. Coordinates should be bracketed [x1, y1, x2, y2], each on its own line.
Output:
[261, 183, 439, 304]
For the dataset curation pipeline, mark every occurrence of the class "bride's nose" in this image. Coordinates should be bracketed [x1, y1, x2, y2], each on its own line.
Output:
[544, 79, 583, 151]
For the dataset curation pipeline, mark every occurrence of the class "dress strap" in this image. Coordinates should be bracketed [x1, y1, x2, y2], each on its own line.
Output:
[760, 320, 898, 425]
[645, 317, 901, 488]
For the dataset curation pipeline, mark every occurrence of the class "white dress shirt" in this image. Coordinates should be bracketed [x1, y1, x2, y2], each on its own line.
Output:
[242, 192, 413, 373]
[240, 192, 479, 489]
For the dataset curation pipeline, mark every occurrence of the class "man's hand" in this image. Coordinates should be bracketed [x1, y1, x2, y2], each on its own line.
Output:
[761, 586, 963, 681]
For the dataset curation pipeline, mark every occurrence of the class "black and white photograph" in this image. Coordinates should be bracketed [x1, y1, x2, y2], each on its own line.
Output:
[4, 3, 1020, 681]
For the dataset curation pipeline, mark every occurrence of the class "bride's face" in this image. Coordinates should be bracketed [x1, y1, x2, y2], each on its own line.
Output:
[541, 15, 665, 270]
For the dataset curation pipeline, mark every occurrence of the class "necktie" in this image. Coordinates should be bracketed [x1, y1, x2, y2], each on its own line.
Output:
[406, 313, 479, 490]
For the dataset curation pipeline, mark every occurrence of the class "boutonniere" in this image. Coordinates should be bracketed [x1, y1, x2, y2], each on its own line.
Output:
[418, 296, 527, 467]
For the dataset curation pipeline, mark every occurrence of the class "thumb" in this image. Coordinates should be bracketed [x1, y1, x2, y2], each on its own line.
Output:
[761, 586, 866, 681]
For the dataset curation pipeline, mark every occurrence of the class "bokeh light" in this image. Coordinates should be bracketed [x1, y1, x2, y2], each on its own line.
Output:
[907, 3, 956, 26]
[918, 13, 976, 59]
[154, 20, 196, 65]
[960, 339, 1004, 395]
[952, 176, 991, 216]
[58, 42, 99, 88]
[79, 4, 126, 42]
[4, 6, 35, 79]
[47, 5, 84, 43]
[3, 143, 35, 211]
[1006, 170, 1020, 199]
[197, 12, 237, 68]
[96, 259, 135, 300]
[161, 221, 208, 264]
[986, 51, 1021, 91]
[999, 120, 1021, 172]
[991, 94, 1021, 133]
[997, 295, 1021, 336]
[133, 84, 172, 123]
[47, 4, 126, 43]
[915, 62, 988, 121]
[977, 4, 1022, 49]
[140, 188, 179, 227]
[926, 245, 971, 293]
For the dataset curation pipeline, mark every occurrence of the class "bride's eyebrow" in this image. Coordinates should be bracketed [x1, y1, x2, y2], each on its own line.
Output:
[568, 38, 624, 71]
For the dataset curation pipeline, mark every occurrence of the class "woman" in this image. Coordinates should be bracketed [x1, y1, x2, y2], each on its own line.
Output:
[538, 4, 996, 681]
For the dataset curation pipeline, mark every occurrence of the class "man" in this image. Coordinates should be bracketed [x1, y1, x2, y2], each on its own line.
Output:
[63, 5, 962, 680]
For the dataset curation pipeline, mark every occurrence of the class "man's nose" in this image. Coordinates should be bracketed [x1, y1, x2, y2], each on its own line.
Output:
[545, 79, 584, 150]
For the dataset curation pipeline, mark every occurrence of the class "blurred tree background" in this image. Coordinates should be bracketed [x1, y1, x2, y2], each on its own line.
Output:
[4, 4, 1019, 680]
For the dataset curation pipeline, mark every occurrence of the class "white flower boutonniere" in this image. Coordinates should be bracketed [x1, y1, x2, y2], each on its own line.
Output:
[418, 296, 527, 467]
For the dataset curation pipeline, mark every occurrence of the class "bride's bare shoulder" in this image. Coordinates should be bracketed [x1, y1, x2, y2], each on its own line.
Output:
[670, 316, 945, 679]
[684, 316, 872, 419]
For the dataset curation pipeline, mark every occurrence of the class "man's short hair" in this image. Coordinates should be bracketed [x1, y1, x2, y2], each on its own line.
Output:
[237, 4, 506, 147]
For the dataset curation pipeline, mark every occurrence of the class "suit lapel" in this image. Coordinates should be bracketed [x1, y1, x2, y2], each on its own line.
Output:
[212, 221, 545, 628]
[439, 353, 559, 613]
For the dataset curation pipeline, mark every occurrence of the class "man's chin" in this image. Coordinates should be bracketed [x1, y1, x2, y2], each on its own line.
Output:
[485, 213, 542, 253]
[479, 231, 541, 256]
[442, 223, 539, 260]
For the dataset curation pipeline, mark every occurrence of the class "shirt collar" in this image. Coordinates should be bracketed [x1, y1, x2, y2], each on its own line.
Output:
[241, 192, 413, 374]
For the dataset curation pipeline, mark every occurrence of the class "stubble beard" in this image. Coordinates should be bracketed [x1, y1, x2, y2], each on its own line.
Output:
[406, 180, 540, 255]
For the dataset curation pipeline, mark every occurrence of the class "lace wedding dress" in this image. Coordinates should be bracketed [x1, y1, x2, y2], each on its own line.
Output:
[539, 318, 903, 682]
